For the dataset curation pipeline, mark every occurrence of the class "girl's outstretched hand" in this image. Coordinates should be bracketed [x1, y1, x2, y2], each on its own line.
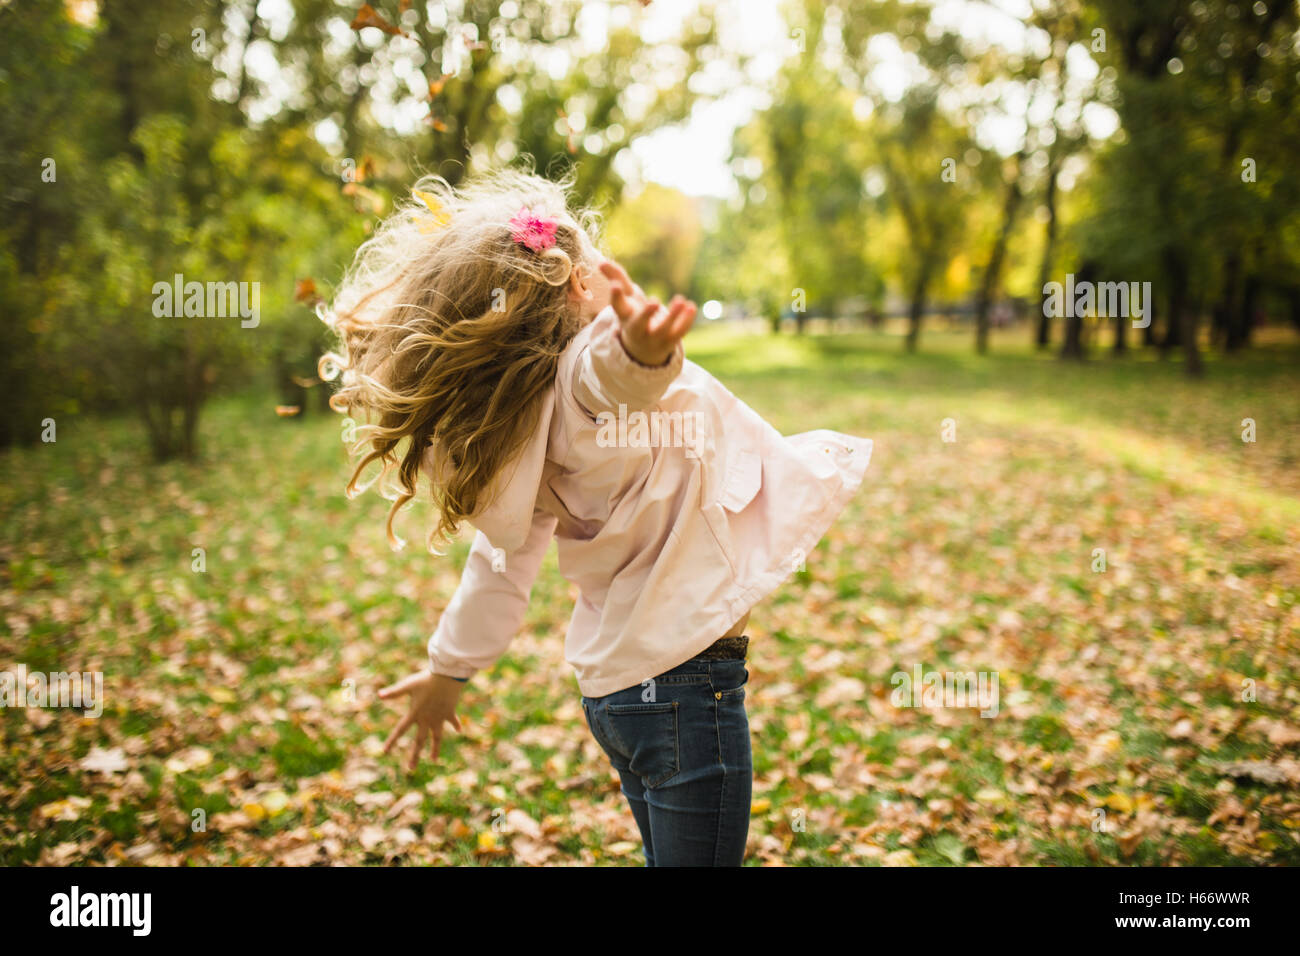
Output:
[378, 669, 465, 772]
[599, 260, 696, 367]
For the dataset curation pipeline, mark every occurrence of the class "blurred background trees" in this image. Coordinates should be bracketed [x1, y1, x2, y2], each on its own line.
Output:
[3, 0, 1298, 457]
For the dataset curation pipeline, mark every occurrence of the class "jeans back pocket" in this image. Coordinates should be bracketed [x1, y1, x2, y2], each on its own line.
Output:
[604, 701, 681, 788]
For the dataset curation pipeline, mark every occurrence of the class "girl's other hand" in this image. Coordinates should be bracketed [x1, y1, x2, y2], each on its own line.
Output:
[378, 669, 465, 772]
[598, 260, 696, 367]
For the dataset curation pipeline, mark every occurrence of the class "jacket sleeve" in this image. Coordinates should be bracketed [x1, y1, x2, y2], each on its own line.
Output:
[426, 507, 558, 680]
[571, 305, 684, 418]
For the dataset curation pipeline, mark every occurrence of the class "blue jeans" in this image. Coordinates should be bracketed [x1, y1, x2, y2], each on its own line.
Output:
[581, 656, 752, 866]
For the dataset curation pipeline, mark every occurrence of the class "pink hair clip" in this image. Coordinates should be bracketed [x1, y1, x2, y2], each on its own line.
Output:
[509, 206, 559, 252]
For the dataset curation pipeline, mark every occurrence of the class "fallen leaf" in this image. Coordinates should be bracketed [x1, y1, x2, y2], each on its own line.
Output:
[80, 746, 129, 775]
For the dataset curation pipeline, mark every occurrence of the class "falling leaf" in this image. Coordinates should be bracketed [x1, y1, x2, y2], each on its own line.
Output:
[294, 277, 319, 303]
[557, 108, 578, 154]
[350, 4, 409, 37]
[427, 75, 448, 100]
[275, 406, 301, 417]
[342, 180, 386, 214]
[413, 189, 451, 233]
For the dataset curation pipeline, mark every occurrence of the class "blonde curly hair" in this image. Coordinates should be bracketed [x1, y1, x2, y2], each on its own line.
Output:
[319, 167, 602, 552]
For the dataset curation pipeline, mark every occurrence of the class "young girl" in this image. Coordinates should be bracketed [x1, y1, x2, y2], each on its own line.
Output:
[320, 168, 872, 866]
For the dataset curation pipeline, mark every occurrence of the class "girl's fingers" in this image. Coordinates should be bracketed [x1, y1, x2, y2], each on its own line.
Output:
[656, 298, 688, 335]
[671, 301, 697, 340]
[377, 671, 421, 699]
[629, 299, 660, 336]
[599, 259, 633, 292]
[432, 730, 443, 762]
[609, 282, 633, 322]
[601, 263, 632, 309]
[410, 724, 428, 771]
[383, 711, 415, 753]
[597, 259, 693, 353]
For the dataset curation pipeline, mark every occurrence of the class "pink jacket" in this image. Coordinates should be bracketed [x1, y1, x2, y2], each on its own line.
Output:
[425, 305, 873, 697]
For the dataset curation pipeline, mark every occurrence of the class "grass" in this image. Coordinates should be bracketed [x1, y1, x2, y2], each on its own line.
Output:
[1, 323, 1298, 866]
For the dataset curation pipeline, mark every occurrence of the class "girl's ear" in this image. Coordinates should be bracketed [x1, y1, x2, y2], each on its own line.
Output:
[568, 264, 593, 302]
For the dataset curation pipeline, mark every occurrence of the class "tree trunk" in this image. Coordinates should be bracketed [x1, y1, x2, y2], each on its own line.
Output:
[1060, 260, 1096, 361]
[906, 259, 933, 353]
[1159, 286, 1183, 356]
[1035, 153, 1061, 351]
[1163, 249, 1202, 377]
[1142, 297, 1158, 347]
[976, 157, 1024, 355]
[1227, 273, 1260, 351]
[1213, 251, 1241, 351]
[1060, 311, 1085, 360]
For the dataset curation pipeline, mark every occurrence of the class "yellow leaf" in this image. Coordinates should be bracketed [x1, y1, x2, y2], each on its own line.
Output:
[39, 796, 92, 821]
[262, 790, 290, 816]
[1104, 793, 1134, 813]
[242, 802, 267, 823]
[414, 190, 451, 229]
[751, 798, 771, 815]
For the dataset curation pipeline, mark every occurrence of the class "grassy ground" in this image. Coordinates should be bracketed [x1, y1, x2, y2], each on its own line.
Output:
[3, 324, 1298, 866]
